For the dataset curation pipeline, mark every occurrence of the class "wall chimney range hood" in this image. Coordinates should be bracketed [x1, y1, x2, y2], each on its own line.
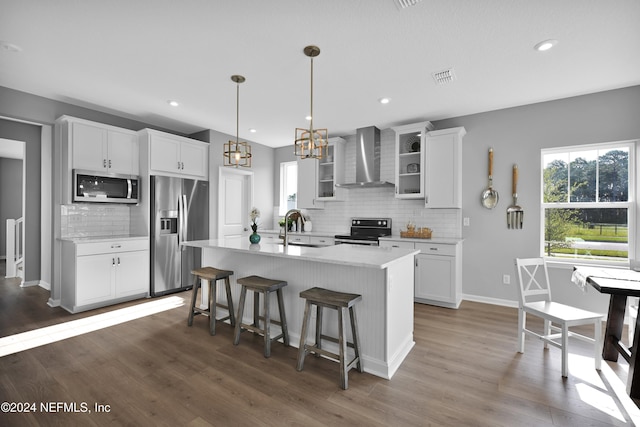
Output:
[336, 126, 394, 189]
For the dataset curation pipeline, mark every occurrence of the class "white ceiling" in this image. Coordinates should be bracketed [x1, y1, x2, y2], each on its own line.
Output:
[1, 1, 639, 148]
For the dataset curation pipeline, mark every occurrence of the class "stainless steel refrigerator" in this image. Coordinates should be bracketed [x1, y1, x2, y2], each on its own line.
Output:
[150, 175, 209, 296]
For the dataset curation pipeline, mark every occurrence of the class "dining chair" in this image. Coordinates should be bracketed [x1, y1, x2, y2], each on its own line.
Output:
[515, 257, 604, 377]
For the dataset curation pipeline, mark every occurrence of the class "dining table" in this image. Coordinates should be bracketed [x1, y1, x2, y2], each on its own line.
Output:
[573, 266, 640, 399]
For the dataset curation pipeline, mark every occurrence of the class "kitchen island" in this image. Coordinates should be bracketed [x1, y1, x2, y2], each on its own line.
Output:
[182, 238, 418, 379]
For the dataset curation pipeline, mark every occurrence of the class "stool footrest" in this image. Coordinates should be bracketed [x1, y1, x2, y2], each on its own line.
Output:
[318, 334, 356, 349]
[303, 345, 361, 370]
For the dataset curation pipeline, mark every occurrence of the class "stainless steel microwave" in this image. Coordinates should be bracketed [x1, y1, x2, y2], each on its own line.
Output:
[73, 170, 140, 204]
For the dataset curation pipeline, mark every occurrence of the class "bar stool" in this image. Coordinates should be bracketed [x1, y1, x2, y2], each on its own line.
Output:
[233, 275, 289, 357]
[296, 287, 363, 390]
[187, 267, 236, 336]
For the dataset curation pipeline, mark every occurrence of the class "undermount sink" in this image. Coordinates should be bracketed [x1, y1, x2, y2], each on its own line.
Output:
[279, 241, 324, 248]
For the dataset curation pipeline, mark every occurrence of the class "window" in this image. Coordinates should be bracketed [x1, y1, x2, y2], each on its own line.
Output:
[541, 141, 635, 264]
[279, 161, 297, 216]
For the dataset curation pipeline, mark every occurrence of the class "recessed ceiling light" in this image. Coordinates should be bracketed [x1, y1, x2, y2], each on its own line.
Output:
[534, 39, 558, 52]
[305, 115, 312, 121]
[379, 98, 391, 104]
[167, 100, 179, 107]
[249, 128, 256, 133]
[0, 41, 23, 52]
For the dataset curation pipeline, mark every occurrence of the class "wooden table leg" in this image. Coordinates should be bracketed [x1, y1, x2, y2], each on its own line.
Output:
[604, 294, 627, 361]
[628, 303, 640, 398]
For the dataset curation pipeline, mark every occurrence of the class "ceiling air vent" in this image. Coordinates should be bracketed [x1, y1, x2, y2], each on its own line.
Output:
[432, 68, 456, 85]
[394, 0, 422, 9]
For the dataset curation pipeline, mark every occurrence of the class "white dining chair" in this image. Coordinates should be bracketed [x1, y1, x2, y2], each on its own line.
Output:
[516, 257, 604, 377]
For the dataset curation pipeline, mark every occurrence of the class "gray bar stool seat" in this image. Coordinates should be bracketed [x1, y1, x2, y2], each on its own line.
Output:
[296, 287, 363, 390]
[187, 267, 236, 335]
[233, 275, 289, 357]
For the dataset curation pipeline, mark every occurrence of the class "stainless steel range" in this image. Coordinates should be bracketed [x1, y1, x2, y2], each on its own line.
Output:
[334, 218, 392, 246]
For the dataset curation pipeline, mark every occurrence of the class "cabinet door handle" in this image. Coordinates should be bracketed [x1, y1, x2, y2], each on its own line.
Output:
[112, 258, 115, 266]
[111, 244, 121, 249]
[117, 257, 120, 265]
[177, 161, 181, 170]
[416, 259, 418, 267]
[429, 247, 438, 251]
[181, 162, 185, 170]
[108, 159, 112, 169]
[103, 159, 107, 168]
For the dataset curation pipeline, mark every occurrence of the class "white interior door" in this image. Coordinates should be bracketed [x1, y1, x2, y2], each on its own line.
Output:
[218, 167, 253, 239]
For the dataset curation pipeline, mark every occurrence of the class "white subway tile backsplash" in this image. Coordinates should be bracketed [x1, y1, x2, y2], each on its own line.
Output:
[61, 204, 130, 238]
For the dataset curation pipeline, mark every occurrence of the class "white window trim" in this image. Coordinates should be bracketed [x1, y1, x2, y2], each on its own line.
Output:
[279, 161, 297, 216]
[540, 139, 637, 268]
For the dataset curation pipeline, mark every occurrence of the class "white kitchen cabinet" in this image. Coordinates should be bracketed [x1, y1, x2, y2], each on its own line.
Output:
[392, 121, 434, 199]
[379, 238, 462, 308]
[297, 137, 345, 208]
[140, 129, 209, 180]
[424, 127, 465, 208]
[61, 238, 149, 313]
[70, 119, 139, 175]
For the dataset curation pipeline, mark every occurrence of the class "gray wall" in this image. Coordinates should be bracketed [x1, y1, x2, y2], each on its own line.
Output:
[433, 85, 640, 313]
[0, 120, 40, 281]
[0, 157, 23, 256]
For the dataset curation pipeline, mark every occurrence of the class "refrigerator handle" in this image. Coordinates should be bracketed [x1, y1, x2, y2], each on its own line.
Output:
[177, 196, 183, 248]
[181, 194, 188, 251]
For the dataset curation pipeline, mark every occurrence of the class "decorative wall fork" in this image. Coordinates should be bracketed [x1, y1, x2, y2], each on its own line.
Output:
[507, 164, 524, 229]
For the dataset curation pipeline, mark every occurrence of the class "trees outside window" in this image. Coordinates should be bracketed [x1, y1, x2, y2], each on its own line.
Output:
[541, 142, 634, 263]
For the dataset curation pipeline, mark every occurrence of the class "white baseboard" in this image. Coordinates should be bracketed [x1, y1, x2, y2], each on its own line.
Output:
[20, 280, 40, 288]
[47, 298, 60, 308]
[462, 294, 518, 308]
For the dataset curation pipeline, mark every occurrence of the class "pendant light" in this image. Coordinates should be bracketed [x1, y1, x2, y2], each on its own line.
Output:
[224, 75, 252, 167]
[295, 45, 328, 160]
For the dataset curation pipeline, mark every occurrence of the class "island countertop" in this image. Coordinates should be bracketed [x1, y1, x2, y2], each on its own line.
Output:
[182, 238, 418, 269]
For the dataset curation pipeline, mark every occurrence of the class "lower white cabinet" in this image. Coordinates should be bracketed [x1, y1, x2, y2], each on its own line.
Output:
[61, 238, 149, 313]
[379, 239, 462, 308]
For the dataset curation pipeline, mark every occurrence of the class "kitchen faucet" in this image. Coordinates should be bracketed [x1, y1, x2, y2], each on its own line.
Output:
[283, 209, 305, 248]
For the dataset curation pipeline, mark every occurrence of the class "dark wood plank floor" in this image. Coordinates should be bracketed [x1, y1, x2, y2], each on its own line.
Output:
[1, 273, 639, 426]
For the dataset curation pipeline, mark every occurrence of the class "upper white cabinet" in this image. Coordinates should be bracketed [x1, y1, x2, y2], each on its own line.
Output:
[297, 137, 345, 209]
[424, 127, 465, 209]
[392, 121, 434, 199]
[60, 116, 139, 175]
[140, 129, 209, 180]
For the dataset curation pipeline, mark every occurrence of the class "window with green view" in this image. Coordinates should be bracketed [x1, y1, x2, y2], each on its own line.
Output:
[541, 141, 635, 263]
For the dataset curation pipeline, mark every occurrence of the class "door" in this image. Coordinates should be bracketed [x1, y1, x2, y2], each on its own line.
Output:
[107, 130, 137, 175]
[218, 167, 253, 239]
[182, 179, 209, 287]
[151, 175, 182, 296]
[415, 254, 455, 303]
[72, 122, 107, 171]
[115, 250, 149, 297]
[180, 141, 208, 178]
[150, 134, 181, 174]
[76, 253, 114, 304]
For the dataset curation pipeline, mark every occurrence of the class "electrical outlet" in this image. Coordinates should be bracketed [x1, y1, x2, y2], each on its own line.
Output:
[463, 217, 470, 226]
[503, 274, 511, 285]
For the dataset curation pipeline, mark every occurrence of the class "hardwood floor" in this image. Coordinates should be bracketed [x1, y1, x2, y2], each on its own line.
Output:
[1, 275, 639, 426]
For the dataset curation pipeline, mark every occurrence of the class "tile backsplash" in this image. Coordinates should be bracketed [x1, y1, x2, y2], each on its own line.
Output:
[61, 204, 130, 238]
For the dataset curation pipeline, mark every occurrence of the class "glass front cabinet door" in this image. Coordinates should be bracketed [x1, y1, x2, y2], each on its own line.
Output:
[392, 121, 434, 199]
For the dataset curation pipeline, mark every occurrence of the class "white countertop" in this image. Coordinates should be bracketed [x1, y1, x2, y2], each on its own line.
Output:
[59, 234, 148, 243]
[182, 237, 418, 269]
[259, 229, 341, 237]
